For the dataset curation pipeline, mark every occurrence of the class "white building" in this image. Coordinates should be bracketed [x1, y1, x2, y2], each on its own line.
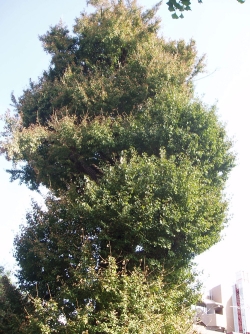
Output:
[195, 271, 250, 334]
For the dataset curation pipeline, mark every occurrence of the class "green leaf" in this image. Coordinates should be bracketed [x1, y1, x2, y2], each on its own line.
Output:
[182, 0, 191, 5]
[166, 2, 175, 12]
[172, 12, 179, 19]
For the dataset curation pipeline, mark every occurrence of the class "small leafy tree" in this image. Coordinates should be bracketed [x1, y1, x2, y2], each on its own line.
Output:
[1, 0, 235, 332]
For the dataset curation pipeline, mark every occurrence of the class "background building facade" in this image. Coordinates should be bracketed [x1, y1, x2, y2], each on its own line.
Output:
[196, 271, 250, 334]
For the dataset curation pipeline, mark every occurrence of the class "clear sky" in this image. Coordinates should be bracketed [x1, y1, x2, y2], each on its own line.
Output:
[0, 0, 249, 289]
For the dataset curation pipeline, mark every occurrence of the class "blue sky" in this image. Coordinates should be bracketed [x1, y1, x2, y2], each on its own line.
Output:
[0, 0, 250, 288]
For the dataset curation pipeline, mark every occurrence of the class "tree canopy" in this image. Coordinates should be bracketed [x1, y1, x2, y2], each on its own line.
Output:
[0, 0, 235, 332]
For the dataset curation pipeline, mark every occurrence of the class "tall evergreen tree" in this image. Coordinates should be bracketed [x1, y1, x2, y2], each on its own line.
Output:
[1, 0, 235, 332]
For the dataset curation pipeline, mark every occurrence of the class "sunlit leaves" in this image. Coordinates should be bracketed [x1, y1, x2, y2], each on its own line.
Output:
[18, 255, 199, 334]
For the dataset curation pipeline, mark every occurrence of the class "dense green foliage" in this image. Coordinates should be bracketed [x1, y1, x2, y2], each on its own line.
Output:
[0, 268, 27, 333]
[1, 0, 235, 332]
[15, 239, 199, 334]
[166, 0, 245, 19]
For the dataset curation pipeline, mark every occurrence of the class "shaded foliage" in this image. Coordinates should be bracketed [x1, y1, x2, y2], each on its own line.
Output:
[0, 268, 27, 333]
